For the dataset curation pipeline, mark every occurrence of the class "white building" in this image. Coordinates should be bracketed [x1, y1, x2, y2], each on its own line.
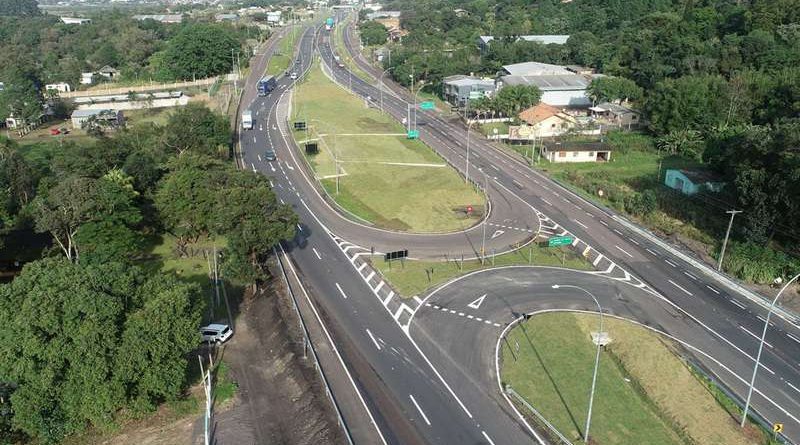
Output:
[71, 109, 124, 129]
[499, 74, 593, 107]
[542, 141, 611, 163]
[45, 83, 72, 93]
[132, 14, 183, 23]
[266, 11, 281, 23]
[80, 72, 94, 85]
[60, 17, 92, 25]
[478, 35, 570, 53]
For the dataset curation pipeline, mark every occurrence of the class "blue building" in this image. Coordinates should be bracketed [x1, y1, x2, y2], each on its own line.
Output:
[664, 169, 725, 195]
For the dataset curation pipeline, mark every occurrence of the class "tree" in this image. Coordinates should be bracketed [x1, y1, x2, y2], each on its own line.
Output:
[155, 24, 240, 81]
[655, 129, 704, 160]
[477, 84, 542, 117]
[644, 75, 730, 135]
[587, 76, 643, 104]
[360, 21, 388, 46]
[162, 103, 231, 158]
[0, 137, 36, 247]
[0, 62, 43, 122]
[0, 0, 40, 16]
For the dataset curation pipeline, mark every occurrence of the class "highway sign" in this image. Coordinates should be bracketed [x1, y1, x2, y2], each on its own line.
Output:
[547, 236, 574, 247]
[419, 101, 435, 110]
[773, 423, 783, 433]
[326, 17, 334, 26]
[407, 130, 419, 139]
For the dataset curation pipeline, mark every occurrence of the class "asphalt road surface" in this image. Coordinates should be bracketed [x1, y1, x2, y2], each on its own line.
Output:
[235, 16, 800, 444]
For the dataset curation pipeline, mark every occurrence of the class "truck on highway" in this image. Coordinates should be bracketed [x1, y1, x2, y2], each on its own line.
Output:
[242, 110, 253, 130]
[257, 75, 277, 96]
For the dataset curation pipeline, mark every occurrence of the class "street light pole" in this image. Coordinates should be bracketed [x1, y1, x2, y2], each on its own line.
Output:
[551, 284, 604, 444]
[740, 272, 800, 427]
[718, 209, 742, 271]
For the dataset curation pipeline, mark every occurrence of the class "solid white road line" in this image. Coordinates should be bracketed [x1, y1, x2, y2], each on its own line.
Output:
[409, 395, 431, 426]
[615, 245, 634, 258]
[740, 325, 773, 348]
[787, 333, 800, 344]
[365, 329, 381, 350]
[787, 381, 800, 395]
[312, 247, 322, 260]
[705, 285, 720, 294]
[572, 219, 588, 229]
[335, 282, 348, 299]
[482, 431, 497, 445]
[668, 279, 693, 296]
[730, 299, 747, 310]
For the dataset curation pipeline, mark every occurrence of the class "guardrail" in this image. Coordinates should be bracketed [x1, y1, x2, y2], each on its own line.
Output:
[504, 385, 573, 445]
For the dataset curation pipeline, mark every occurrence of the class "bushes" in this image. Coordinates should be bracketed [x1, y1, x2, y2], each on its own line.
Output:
[721, 241, 800, 284]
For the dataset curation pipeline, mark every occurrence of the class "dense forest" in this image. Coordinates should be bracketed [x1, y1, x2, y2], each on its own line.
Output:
[379, 0, 799, 255]
[0, 102, 297, 443]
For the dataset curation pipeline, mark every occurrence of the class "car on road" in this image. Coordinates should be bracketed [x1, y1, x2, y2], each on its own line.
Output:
[200, 324, 233, 344]
[265, 149, 277, 161]
[290, 72, 298, 80]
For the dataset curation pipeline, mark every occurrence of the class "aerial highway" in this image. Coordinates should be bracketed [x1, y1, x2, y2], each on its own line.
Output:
[236, 16, 800, 444]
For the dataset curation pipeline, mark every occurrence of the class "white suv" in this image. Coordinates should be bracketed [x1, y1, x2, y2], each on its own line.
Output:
[200, 324, 233, 344]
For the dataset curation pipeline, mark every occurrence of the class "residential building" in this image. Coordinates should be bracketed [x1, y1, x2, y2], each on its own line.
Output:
[71, 109, 124, 129]
[366, 10, 401, 20]
[566, 65, 594, 75]
[542, 141, 611, 163]
[499, 62, 572, 77]
[442, 75, 495, 107]
[132, 14, 183, 23]
[60, 17, 92, 25]
[45, 83, 72, 93]
[664, 169, 725, 196]
[98, 66, 119, 79]
[517, 103, 577, 137]
[387, 27, 408, 42]
[477, 35, 570, 53]
[80, 72, 94, 85]
[498, 74, 593, 107]
[266, 11, 281, 23]
[215, 13, 239, 22]
[589, 102, 641, 128]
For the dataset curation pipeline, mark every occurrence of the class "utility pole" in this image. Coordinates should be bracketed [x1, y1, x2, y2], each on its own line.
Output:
[718, 210, 742, 271]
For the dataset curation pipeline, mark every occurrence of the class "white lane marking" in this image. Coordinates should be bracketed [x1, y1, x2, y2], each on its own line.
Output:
[297, 224, 303, 231]
[646, 248, 658, 256]
[665, 259, 678, 267]
[258, 154, 262, 162]
[409, 395, 431, 426]
[482, 431, 497, 445]
[788, 381, 800, 395]
[374, 280, 385, 293]
[613, 228, 623, 235]
[335, 282, 348, 299]
[787, 333, 800, 344]
[740, 325, 773, 348]
[365, 271, 375, 282]
[279, 198, 285, 204]
[683, 271, 698, 281]
[572, 219, 588, 229]
[599, 220, 608, 227]
[251, 162, 257, 172]
[357, 262, 367, 272]
[365, 328, 381, 350]
[705, 285, 720, 294]
[730, 299, 747, 310]
[615, 245, 634, 258]
[467, 294, 486, 309]
[756, 315, 773, 326]
[541, 198, 552, 206]
[270, 163, 276, 172]
[628, 238, 640, 246]
[312, 247, 322, 260]
[668, 279, 693, 296]
[491, 229, 505, 239]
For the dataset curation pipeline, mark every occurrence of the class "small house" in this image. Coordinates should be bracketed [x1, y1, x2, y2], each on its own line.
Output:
[518, 103, 576, 137]
[60, 17, 92, 25]
[98, 66, 119, 79]
[589, 102, 640, 128]
[80, 72, 94, 85]
[71, 109, 124, 129]
[45, 83, 72, 93]
[542, 141, 611, 163]
[664, 169, 725, 196]
[442, 75, 495, 108]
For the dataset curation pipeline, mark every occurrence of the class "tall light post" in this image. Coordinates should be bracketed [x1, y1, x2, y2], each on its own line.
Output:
[718, 209, 742, 271]
[412, 81, 426, 131]
[379, 67, 394, 113]
[740, 272, 800, 428]
[551, 284, 604, 444]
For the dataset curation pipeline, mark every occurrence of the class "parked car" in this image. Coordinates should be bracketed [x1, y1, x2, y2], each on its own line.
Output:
[200, 324, 233, 344]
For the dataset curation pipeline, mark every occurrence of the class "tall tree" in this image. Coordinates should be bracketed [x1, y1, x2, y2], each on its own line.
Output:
[155, 24, 240, 80]
[0, 0, 40, 16]
[162, 103, 231, 158]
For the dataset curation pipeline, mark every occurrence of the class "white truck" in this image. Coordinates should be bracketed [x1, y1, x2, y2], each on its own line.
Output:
[242, 110, 253, 130]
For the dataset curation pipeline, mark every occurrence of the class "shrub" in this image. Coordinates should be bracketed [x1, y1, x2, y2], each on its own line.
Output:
[721, 241, 800, 284]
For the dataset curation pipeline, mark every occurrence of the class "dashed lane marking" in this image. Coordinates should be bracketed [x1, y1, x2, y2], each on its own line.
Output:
[665, 259, 678, 267]
[668, 279, 693, 296]
[365, 328, 381, 350]
[335, 283, 348, 299]
[683, 271, 699, 281]
[312, 247, 322, 260]
[730, 299, 747, 310]
[409, 395, 431, 426]
[740, 325, 773, 348]
[787, 333, 800, 345]
[705, 285, 720, 294]
[615, 245, 634, 258]
[573, 219, 588, 229]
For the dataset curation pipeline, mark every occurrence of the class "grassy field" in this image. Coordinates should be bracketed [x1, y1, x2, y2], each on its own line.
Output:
[292, 61, 485, 232]
[479, 121, 510, 137]
[266, 26, 300, 77]
[502, 313, 762, 445]
[373, 244, 592, 297]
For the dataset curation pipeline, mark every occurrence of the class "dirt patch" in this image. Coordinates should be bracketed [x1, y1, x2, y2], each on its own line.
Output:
[211, 272, 344, 445]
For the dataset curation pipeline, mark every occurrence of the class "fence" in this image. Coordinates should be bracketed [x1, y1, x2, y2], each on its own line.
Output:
[505, 384, 574, 445]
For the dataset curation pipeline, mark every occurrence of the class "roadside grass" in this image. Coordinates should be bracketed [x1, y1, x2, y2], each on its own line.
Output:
[373, 243, 592, 297]
[291, 61, 485, 232]
[266, 26, 300, 77]
[479, 121, 510, 137]
[503, 313, 761, 445]
[333, 15, 371, 81]
[213, 361, 237, 405]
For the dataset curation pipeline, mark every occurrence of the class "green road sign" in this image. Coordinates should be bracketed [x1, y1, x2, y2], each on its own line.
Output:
[406, 130, 419, 139]
[547, 236, 574, 247]
[326, 17, 334, 26]
[419, 101, 435, 110]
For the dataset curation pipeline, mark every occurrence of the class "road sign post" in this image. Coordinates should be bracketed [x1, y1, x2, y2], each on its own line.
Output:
[547, 236, 574, 247]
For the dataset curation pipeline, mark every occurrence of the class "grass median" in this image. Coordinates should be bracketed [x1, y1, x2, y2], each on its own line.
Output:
[502, 312, 766, 445]
[291, 60, 484, 232]
[373, 243, 592, 297]
[266, 26, 300, 77]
